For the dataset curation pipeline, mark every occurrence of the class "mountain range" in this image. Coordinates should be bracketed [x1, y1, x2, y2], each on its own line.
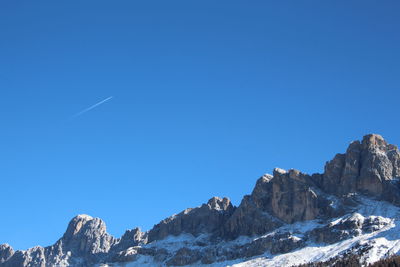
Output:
[2, 134, 400, 267]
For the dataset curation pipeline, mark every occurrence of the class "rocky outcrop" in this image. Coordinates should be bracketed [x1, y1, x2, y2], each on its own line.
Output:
[159, 232, 306, 265]
[241, 233, 305, 257]
[222, 169, 343, 239]
[166, 248, 201, 266]
[266, 169, 340, 223]
[60, 214, 116, 259]
[2, 247, 46, 267]
[111, 227, 145, 252]
[0, 244, 13, 263]
[321, 134, 400, 197]
[2, 215, 121, 266]
[221, 191, 283, 239]
[148, 197, 235, 242]
[308, 213, 391, 244]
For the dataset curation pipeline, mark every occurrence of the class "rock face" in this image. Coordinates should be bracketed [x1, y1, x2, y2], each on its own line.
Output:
[2, 134, 400, 267]
[221, 174, 283, 239]
[166, 248, 201, 266]
[61, 214, 116, 258]
[2, 246, 46, 267]
[112, 227, 145, 252]
[321, 134, 400, 197]
[308, 213, 391, 244]
[242, 233, 305, 257]
[0, 244, 14, 263]
[148, 197, 235, 242]
[1, 215, 144, 267]
[222, 169, 341, 239]
[258, 169, 338, 223]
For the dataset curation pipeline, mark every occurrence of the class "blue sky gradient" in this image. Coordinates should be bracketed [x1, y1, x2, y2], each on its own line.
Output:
[1, 1, 399, 250]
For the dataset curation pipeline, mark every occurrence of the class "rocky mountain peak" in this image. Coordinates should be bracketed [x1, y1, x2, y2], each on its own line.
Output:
[361, 133, 389, 150]
[0, 244, 14, 263]
[207, 197, 232, 211]
[322, 134, 400, 197]
[62, 214, 110, 246]
[59, 214, 116, 260]
[223, 134, 400, 240]
[63, 214, 95, 238]
[273, 168, 287, 175]
[148, 196, 235, 242]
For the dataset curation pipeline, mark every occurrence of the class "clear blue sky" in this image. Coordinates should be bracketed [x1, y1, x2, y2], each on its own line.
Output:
[1, 1, 399, 250]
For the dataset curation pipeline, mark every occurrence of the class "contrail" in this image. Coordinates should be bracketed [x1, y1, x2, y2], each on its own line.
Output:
[72, 96, 113, 118]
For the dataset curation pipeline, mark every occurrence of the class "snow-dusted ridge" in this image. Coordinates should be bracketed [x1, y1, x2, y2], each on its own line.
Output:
[101, 197, 400, 267]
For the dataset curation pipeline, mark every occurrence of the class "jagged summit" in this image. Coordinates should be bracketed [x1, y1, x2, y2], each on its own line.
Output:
[63, 214, 95, 237]
[75, 214, 93, 220]
[362, 133, 390, 148]
[321, 133, 400, 197]
[2, 134, 400, 267]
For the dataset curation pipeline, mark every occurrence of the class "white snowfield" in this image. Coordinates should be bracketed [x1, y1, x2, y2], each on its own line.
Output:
[102, 196, 400, 267]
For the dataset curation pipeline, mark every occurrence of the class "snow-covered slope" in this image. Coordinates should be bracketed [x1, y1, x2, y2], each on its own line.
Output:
[231, 197, 400, 267]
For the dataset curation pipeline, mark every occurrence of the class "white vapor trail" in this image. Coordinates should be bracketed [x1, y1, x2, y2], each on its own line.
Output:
[72, 96, 113, 118]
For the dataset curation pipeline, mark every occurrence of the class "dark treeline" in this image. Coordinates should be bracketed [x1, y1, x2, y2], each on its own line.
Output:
[295, 254, 400, 267]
